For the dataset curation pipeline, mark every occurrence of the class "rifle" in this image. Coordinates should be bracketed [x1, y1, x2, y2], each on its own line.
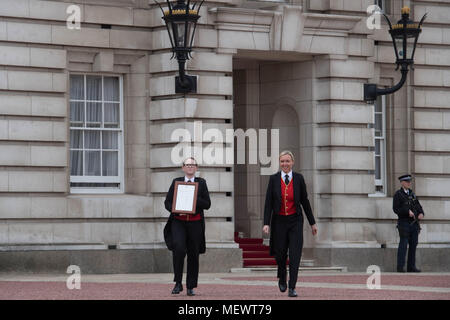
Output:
[407, 193, 422, 230]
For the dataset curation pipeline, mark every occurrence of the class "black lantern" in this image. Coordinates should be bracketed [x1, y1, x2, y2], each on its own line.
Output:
[364, 6, 427, 102]
[156, 0, 204, 94]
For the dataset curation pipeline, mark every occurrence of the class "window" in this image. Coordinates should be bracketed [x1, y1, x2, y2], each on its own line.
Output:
[375, 0, 391, 14]
[372, 95, 387, 194]
[69, 74, 124, 193]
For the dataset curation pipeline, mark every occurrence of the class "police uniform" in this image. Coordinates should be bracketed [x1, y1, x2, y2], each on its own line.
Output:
[392, 174, 424, 273]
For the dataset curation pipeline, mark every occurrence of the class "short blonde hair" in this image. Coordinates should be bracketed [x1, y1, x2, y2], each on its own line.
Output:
[279, 150, 294, 162]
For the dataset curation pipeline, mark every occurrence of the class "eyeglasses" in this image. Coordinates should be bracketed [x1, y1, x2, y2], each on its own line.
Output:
[183, 164, 197, 168]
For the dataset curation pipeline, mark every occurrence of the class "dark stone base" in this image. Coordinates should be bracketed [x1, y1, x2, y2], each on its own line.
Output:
[305, 247, 450, 272]
[0, 248, 243, 274]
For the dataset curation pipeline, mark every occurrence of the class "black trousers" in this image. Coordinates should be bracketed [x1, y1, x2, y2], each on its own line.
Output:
[397, 220, 420, 270]
[272, 214, 303, 289]
[171, 218, 202, 289]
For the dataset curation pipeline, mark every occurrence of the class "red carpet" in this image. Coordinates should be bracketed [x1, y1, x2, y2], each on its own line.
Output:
[234, 233, 286, 267]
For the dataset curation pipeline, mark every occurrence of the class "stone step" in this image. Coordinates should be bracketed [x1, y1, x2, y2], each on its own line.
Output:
[230, 266, 348, 273]
[238, 244, 270, 251]
[243, 251, 272, 259]
[234, 238, 264, 245]
[243, 258, 316, 267]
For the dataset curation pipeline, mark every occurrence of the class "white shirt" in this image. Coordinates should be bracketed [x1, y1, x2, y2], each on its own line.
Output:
[281, 170, 293, 183]
[184, 176, 195, 183]
[403, 188, 410, 195]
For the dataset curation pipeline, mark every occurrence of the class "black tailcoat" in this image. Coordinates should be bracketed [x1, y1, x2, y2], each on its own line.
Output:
[163, 177, 211, 254]
[263, 171, 315, 256]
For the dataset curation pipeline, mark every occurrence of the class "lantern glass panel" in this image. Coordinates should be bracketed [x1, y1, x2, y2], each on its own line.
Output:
[394, 36, 416, 61]
[406, 35, 418, 60]
[186, 20, 195, 49]
[174, 21, 186, 48]
[394, 37, 403, 59]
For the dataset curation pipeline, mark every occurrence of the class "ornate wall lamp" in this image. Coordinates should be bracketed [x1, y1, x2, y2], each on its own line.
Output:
[364, 6, 427, 103]
[155, 0, 205, 93]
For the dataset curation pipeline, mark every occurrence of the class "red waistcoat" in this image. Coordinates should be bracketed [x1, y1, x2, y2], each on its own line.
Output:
[279, 176, 296, 215]
[174, 213, 201, 222]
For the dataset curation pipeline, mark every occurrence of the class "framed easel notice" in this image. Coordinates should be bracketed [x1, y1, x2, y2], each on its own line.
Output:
[172, 181, 199, 214]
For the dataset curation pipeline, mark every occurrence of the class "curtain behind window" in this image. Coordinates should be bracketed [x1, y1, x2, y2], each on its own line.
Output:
[70, 75, 120, 180]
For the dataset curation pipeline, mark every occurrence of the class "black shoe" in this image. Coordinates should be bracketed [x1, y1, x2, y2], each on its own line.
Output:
[171, 282, 183, 294]
[397, 267, 405, 273]
[278, 280, 287, 293]
[407, 267, 421, 273]
[288, 288, 298, 297]
[187, 288, 195, 296]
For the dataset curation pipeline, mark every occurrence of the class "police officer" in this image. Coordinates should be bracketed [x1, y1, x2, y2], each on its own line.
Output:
[392, 174, 424, 273]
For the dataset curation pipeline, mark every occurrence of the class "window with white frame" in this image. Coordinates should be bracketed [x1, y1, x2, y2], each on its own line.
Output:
[372, 95, 387, 194]
[69, 74, 124, 193]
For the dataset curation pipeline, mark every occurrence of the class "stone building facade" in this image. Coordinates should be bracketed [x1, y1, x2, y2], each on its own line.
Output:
[0, 0, 448, 273]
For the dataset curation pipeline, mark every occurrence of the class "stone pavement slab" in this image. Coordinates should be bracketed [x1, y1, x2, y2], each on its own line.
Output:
[0, 272, 449, 300]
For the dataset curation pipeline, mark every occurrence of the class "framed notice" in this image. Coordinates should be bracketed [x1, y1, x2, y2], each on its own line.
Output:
[172, 181, 199, 214]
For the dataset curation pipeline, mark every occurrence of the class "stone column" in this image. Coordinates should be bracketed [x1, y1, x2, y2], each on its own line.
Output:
[148, 6, 236, 246]
[233, 60, 262, 239]
[410, 2, 450, 247]
[314, 54, 377, 248]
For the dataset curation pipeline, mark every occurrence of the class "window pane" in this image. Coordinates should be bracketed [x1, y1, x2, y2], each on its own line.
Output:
[69, 74, 123, 186]
[70, 150, 83, 176]
[70, 102, 84, 126]
[70, 130, 83, 149]
[384, 0, 391, 14]
[375, 100, 382, 113]
[104, 77, 120, 102]
[85, 131, 100, 149]
[86, 102, 102, 127]
[102, 151, 118, 176]
[375, 114, 382, 136]
[86, 76, 102, 100]
[375, 140, 381, 155]
[375, 156, 381, 180]
[70, 75, 84, 100]
[85, 151, 101, 176]
[104, 103, 120, 128]
[102, 131, 118, 150]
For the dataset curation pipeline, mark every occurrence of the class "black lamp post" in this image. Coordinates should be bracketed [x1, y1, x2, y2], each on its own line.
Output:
[364, 6, 427, 103]
[156, 0, 204, 94]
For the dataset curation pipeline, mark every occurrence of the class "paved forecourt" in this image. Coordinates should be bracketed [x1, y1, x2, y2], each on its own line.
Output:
[0, 271, 449, 300]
